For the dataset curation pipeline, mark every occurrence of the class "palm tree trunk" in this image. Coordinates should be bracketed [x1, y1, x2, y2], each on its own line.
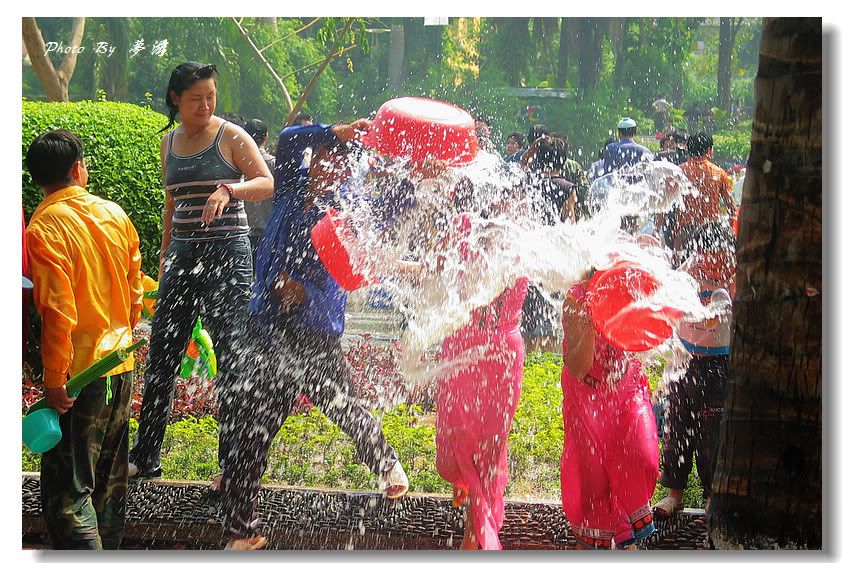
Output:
[708, 17, 822, 550]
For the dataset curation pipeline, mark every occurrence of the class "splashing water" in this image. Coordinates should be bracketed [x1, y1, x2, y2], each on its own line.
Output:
[326, 149, 715, 384]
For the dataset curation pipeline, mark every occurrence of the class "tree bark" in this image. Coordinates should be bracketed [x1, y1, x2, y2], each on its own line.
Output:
[556, 19, 569, 88]
[718, 18, 736, 110]
[611, 17, 627, 88]
[574, 18, 605, 99]
[22, 17, 86, 101]
[708, 17, 822, 550]
[103, 18, 129, 100]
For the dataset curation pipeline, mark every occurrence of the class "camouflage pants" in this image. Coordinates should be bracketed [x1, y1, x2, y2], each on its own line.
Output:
[39, 371, 132, 550]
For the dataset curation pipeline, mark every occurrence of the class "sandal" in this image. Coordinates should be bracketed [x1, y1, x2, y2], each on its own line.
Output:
[653, 495, 684, 518]
[379, 461, 409, 500]
[225, 536, 268, 550]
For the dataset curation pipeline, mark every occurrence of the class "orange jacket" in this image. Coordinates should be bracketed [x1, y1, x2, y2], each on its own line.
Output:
[26, 186, 143, 389]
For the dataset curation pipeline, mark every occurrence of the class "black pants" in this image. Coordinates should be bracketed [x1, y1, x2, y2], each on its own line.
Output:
[40, 372, 132, 549]
[220, 321, 399, 539]
[130, 237, 253, 473]
[659, 355, 729, 497]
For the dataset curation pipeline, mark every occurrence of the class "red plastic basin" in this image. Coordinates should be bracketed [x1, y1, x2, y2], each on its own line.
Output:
[362, 97, 479, 166]
[311, 207, 375, 291]
[587, 261, 684, 352]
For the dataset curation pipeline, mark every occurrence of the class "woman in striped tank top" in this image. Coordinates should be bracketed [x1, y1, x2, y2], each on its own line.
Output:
[129, 62, 274, 489]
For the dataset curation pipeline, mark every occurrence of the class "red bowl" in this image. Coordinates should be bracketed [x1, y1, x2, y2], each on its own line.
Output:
[362, 97, 479, 166]
[311, 207, 375, 291]
[587, 261, 683, 352]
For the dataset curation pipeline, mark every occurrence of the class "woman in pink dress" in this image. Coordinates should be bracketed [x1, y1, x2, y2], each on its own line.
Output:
[559, 272, 660, 550]
[434, 210, 529, 550]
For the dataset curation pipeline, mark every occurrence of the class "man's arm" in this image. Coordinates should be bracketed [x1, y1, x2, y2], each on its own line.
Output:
[26, 224, 78, 412]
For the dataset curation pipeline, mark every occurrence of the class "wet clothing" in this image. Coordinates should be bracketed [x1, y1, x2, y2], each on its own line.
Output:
[560, 158, 590, 221]
[131, 126, 253, 475]
[434, 211, 529, 550]
[672, 156, 734, 252]
[250, 123, 340, 332]
[560, 282, 659, 549]
[602, 138, 653, 174]
[40, 371, 132, 549]
[220, 323, 399, 539]
[130, 236, 253, 474]
[224, 122, 399, 540]
[165, 123, 249, 242]
[26, 185, 142, 389]
[659, 355, 728, 497]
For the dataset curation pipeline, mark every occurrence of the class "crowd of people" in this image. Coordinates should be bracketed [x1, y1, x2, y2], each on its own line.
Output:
[24, 60, 740, 551]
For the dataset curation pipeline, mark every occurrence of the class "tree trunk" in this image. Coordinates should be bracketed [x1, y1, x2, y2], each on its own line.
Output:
[103, 18, 129, 100]
[22, 17, 86, 101]
[708, 17, 822, 550]
[611, 17, 627, 88]
[498, 18, 530, 86]
[718, 17, 735, 110]
[556, 19, 569, 88]
[388, 22, 406, 91]
[574, 18, 604, 99]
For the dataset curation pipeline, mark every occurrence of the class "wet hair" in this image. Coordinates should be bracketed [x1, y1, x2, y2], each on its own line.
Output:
[687, 221, 736, 255]
[158, 62, 219, 133]
[527, 124, 550, 144]
[669, 130, 688, 145]
[221, 112, 246, 128]
[532, 137, 567, 171]
[26, 129, 84, 186]
[292, 113, 313, 126]
[618, 126, 637, 137]
[244, 118, 268, 145]
[687, 132, 714, 156]
[507, 132, 525, 148]
[660, 136, 671, 150]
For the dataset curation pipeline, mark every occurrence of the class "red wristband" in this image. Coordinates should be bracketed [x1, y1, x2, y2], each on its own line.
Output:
[219, 183, 236, 199]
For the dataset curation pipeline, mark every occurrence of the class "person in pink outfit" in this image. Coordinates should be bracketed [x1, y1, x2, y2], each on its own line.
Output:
[560, 272, 660, 550]
[432, 203, 529, 550]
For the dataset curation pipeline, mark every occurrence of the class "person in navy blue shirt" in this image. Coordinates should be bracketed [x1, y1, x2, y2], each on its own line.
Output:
[220, 120, 409, 550]
[602, 117, 654, 174]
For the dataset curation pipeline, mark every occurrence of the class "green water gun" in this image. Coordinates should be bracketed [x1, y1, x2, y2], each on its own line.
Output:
[27, 339, 148, 415]
[179, 317, 217, 379]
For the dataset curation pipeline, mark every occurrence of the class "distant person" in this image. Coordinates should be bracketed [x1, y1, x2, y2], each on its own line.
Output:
[25, 129, 143, 549]
[220, 112, 246, 128]
[656, 130, 689, 165]
[243, 118, 277, 267]
[652, 95, 672, 134]
[504, 131, 526, 163]
[554, 134, 590, 221]
[474, 114, 494, 153]
[602, 117, 654, 174]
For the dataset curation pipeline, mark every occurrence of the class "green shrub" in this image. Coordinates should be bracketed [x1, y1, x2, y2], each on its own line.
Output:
[22, 100, 169, 277]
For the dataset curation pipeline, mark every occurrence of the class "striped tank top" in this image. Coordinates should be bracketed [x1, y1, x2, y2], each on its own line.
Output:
[165, 123, 249, 241]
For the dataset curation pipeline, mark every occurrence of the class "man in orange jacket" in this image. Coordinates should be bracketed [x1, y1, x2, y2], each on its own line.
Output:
[25, 129, 143, 549]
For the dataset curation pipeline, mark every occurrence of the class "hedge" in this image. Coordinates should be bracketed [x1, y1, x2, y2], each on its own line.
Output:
[22, 100, 169, 278]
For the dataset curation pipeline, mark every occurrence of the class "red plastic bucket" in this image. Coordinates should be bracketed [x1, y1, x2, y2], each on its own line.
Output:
[587, 261, 683, 352]
[362, 97, 479, 166]
[311, 207, 375, 291]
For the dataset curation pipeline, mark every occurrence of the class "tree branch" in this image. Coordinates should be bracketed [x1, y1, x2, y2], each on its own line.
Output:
[231, 17, 294, 113]
[260, 17, 321, 54]
[281, 44, 357, 80]
[22, 17, 66, 101]
[285, 19, 354, 126]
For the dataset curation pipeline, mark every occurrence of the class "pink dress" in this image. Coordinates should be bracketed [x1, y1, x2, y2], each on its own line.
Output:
[560, 282, 660, 549]
[435, 215, 529, 550]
